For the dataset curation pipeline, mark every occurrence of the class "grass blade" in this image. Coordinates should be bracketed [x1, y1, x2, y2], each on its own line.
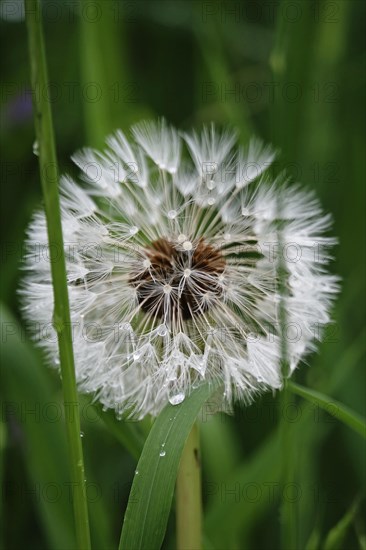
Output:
[119, 382, 219, 550]
[323, 498, 361, 550]
[288, 382, 366, 439]
[25, 1, 91, 546]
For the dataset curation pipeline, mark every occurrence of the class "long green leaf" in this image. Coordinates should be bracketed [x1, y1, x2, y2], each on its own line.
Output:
[119, 382, 219, 550]
[288, 382, 366, 439]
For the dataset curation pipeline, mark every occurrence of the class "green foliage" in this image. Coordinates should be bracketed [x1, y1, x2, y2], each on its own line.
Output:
[119, 383, 218, 550]
[1, 0, 365, 549]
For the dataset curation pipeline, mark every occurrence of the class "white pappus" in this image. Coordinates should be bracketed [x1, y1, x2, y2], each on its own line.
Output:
[20, 120, 340, 419]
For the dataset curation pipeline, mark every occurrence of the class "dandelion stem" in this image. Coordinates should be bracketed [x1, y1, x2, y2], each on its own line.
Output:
[25, 1, 91, 548]
[176, 422, 202, 550]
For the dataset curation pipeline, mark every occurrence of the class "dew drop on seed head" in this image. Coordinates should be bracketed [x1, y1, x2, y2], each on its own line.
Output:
[206, 179, 216, 190]
[158, 324, 168, 337]
[207, 197, 216, 205]
[159, 450, 166, 457]
[129, 226, 139, 235]
[168, 210, 177, 219]
[169, 392, 185, 405]
[177, 234, 187, 243]
[183, 240, 193, 251]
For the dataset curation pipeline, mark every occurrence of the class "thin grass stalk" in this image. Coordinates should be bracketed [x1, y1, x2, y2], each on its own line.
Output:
[25, 1, 91, 547]
[277, 216, 297, 549]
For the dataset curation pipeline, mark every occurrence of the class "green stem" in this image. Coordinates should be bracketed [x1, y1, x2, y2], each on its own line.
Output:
[176, 422, 202, 550]
[25, 2, 91, 548]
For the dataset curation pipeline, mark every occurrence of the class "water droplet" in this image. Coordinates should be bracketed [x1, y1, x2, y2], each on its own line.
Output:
[80, 431, 84, 438]
[183, 240, 192, 251]
[161, 442, 165, 447]
[169, 392, 185, 405]
[135, 470, 139, 475]
[33, 140, 39, 156]
[129, 226, 139, 235]
[159, 450, 166, 457]
[206, 179, 216, 190]
[168, 209, 177, 219]
[158, 324, 168, 337]
[207, 197, 216, 205]
[177, 234, 187, 243]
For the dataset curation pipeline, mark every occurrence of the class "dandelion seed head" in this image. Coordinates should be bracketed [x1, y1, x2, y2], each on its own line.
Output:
[20, 119, 339, 419]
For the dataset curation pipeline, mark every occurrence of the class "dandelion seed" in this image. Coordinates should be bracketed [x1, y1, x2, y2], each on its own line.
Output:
[20, 120, 339, 419]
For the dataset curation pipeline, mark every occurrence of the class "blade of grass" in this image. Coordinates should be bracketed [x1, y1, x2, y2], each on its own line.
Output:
[25, 1, 91, 547]
[323, 497, 361, 550]
[287, 382, 366, 439]
[119, 382, 219, 550]
[277, 201, 297, 549]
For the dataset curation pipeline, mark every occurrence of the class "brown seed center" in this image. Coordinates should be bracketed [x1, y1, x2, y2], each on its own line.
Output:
[129, 237, 226, 321]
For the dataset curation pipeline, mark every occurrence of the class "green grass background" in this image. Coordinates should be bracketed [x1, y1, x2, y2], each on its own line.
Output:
[1, 1, 365, 548]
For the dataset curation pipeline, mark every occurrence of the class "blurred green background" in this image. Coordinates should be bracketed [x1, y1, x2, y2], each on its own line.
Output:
[1, 0, 365, 549]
